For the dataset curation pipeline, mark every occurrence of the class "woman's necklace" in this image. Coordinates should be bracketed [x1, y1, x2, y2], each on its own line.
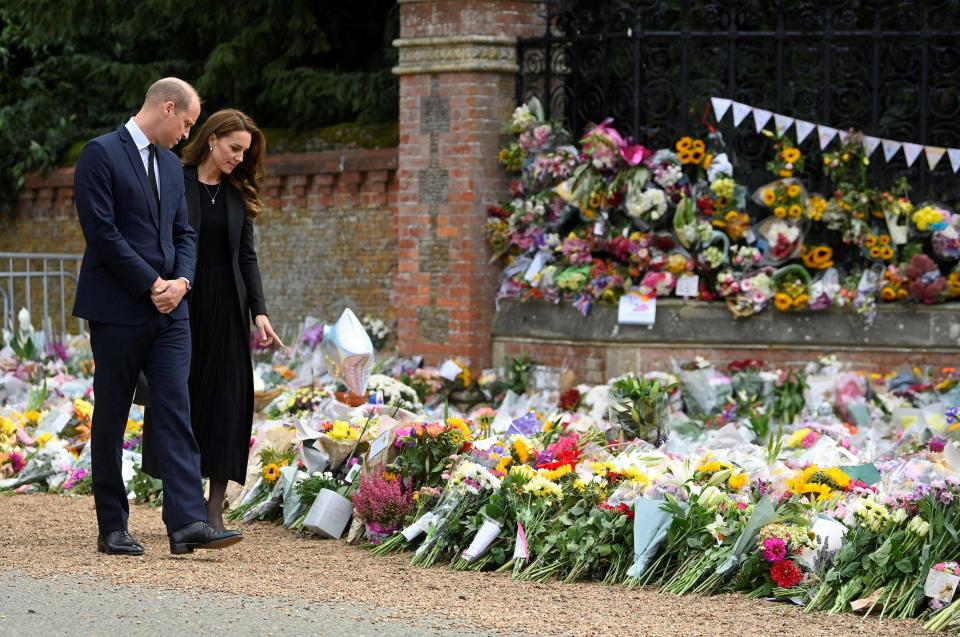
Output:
[201, 179, 222, 204]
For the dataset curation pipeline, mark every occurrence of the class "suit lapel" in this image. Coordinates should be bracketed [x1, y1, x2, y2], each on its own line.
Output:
[118, 127, 160, 231]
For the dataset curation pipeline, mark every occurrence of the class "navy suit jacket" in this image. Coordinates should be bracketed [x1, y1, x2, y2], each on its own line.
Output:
[72, 125, 197, 325]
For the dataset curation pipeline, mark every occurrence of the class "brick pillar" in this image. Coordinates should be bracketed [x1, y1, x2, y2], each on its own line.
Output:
[393, 0, 544, 371]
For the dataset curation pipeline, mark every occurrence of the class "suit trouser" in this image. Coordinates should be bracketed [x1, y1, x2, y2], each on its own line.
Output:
[89, 314, 206, 534]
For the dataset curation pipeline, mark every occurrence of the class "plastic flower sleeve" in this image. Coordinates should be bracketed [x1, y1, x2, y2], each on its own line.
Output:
[716, 495, 776, 575]
[625, 497, 676, 579]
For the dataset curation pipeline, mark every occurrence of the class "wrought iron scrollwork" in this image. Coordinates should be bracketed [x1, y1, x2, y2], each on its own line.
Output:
[517, 0, 960, 201]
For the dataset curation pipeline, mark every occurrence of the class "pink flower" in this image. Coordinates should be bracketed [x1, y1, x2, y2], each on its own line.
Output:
[620, 144, 653, 166]
[802, 431, 819, 449]
[761, 537, 787, 563]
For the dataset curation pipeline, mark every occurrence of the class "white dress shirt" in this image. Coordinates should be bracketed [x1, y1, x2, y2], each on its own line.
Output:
[125, 117, 160, 195]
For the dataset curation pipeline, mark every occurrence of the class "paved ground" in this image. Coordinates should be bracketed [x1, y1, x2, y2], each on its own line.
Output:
[0, 571, 495, 636]
[0, 494, 932, 637]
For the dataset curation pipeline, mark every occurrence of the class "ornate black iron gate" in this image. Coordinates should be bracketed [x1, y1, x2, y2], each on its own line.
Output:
[516, 0, 960, 199]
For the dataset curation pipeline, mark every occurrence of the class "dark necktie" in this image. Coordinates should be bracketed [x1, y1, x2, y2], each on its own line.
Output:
[147, 144, 160, 210]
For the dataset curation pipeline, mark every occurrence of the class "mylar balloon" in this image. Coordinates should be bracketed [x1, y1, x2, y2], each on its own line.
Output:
[321, 308, 374, 396]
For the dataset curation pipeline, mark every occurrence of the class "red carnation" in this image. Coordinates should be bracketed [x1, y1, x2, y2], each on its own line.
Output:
[559, 388, 582, 412]
[770, 560, 803, 588]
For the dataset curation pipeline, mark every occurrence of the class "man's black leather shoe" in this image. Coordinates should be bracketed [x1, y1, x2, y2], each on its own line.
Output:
[169, 521, 243, 555]
[97, 530, 145, 555]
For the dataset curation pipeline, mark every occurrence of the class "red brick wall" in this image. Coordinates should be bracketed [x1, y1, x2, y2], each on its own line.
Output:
[4, 148, 399, 334]
[394, 0, 545, 370]
[493, 339, 960, 385]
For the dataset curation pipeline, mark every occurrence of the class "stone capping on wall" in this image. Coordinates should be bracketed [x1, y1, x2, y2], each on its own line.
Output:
[493, 298, 960, 352]
[15, 147, 399, 219]
[393, 35, 519, 74]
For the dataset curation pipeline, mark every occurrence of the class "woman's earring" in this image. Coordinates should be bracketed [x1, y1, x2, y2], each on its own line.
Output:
[209, 145, 213, 151]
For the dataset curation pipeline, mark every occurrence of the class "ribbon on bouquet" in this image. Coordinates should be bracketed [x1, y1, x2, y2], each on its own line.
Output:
[709, 96, 960, 173]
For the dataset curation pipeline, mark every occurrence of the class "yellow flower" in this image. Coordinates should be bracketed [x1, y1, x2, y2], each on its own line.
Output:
[494, 455, 513, 474]
[869, 246, 882, 258]
[676, 136, 693, 152]
[35, 432, 53, 447]
[446, 417, 472, 441]
[262, 463, 281, 483]
[509, 464, 536, 481]
[787, 428, 812, 449]
[728, 472, 749, 490]
[774, 206, 787, 218]
[792, 293, 809, 308]
[589, 191, 603, 209]
[24, 410, 41, 424]
[880, 245, 894, 260]
[779, 169, 793, 178]
[762, 189, 776, 206]
[787, 204, 803, 219]
[621, 465, 649, 486]
[539, 464, 573, 481]
[73, 399, 94, 422]
[774, 293, 793, 311]
[691, 139, 706, 153]
[864, 234, 877, 248]
[786, 184, 801, 197]
[825, 467, 851, 490]
[0, 417, 15, 436]
[511, 436, 531, 464]
[782, 148, 801, 163]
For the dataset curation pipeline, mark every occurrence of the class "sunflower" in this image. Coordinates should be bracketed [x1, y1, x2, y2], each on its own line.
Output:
[779, 168, 793, 178]
[863, 234, 877, 248]
[782, 147, 801, 163]
[869, 246, 882, 258]
[792, 293, 810, 308]
[787, 184, 801, 197]
[762, 189, 777, 205]
[262, 463, 281, 483]
[879, 234, 891, 245]
[880, 286, 898, 301]
[690, 149, 705, 164]
[788, 204, 803, 219]
[774, 293, 793, 311]
[588, 191, 603, 209]
[703, 153, 714, 169]
[691, 139, 706, 153]
[774, 206, 787, 218]
[676, 136, 693, 152]
[879, 245, 894, 260]
[678, 150, 693, 164]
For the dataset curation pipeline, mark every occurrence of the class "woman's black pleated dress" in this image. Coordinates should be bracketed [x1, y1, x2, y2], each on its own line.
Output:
[187, 187, 253, 484]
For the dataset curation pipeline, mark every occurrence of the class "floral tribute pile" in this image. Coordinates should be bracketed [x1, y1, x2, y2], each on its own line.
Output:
[487, 99, 960, 319]
[4, 308, 960, 629]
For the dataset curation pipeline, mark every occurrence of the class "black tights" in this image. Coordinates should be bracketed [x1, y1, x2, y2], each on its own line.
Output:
[206, 479, 228, 530]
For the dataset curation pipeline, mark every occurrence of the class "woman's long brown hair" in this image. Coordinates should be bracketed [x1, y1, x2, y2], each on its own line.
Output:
[181, 109, 265, 217]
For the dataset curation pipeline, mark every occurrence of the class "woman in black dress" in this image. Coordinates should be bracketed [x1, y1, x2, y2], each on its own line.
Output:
[144, 109, 282, 530]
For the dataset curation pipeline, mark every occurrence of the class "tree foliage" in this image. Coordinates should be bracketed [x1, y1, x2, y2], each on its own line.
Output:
[0, 0, 398, 212]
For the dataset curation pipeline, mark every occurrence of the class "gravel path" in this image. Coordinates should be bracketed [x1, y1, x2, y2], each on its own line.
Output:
[0, 494, 930, 637]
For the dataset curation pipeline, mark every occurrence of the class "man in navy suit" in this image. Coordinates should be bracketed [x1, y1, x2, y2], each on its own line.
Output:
[73, 78, 242, 555]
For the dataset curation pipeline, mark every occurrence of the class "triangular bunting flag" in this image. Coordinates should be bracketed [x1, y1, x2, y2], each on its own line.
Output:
[817, 125, 838, 150]
[774, 113, 795, 136]
[949, 149, 960, 173]
[925, 146, 946, 171]
[882, 139, 902, 162]
[794, 120, 815, 144]
[753, 108, 773, 133]
[863, 136, 881, 157]
[711, 97, 732, 122]
[732, 102, 752, 127]
[903, 142, 923, 167]
[838, 130, 850, 144]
